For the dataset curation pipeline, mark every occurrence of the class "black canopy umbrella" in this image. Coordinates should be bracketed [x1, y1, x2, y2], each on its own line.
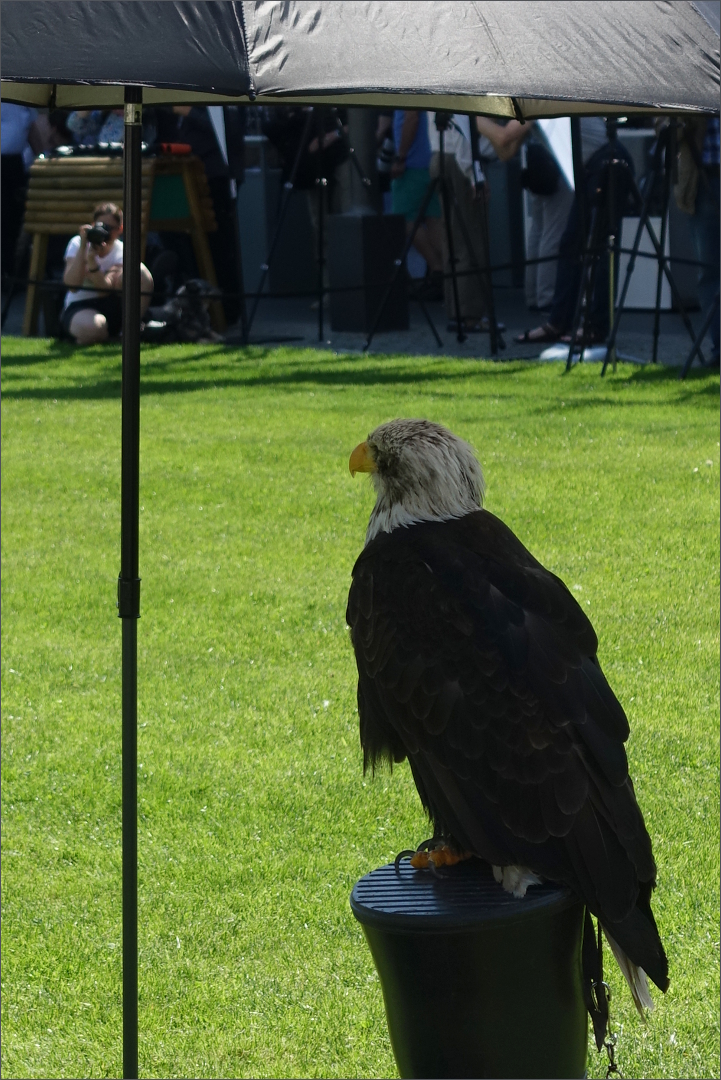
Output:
[2, 3, 718, 1076]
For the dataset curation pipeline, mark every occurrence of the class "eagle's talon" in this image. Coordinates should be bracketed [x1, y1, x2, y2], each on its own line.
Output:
[394, 848, 417, 871]
[409, 850, 431, 869]
[416, 837, 445, 852]
[410, 844, 473, 869]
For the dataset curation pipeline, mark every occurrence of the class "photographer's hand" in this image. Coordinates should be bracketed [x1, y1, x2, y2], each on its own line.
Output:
[63, 225, 95, 289]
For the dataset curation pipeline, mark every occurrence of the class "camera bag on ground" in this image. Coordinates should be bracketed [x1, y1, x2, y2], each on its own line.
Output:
[142, 278, 222, 344]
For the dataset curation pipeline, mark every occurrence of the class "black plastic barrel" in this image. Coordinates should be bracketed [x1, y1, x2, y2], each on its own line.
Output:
[350, 859, 588, 1079]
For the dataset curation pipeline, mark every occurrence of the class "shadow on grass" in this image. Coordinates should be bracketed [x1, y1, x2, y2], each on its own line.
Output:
[2, 340, 717, 404]
[0, 341, 82, 366]
[2, 350, 544, 402]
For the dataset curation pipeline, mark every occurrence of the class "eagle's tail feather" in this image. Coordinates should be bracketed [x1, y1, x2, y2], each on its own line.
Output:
[604, 928, 654, 1015]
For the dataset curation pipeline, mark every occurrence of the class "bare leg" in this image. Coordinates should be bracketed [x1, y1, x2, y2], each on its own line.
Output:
[69, 308, 108, 345]
[140, 264, 154, 316]
[407, 220, 444, 274]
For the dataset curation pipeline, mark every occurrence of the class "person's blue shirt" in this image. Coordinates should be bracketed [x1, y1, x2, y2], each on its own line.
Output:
[702, 116, 720, 167]
[393, 110, 431, 170]
[1, 103, 38, 157]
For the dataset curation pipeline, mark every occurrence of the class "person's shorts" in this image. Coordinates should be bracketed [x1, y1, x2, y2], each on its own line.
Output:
[61, 294, 123, 338]
[391, 167, 441, 222]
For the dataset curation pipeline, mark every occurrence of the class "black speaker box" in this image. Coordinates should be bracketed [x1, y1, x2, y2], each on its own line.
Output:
[328, 213, 408, 333]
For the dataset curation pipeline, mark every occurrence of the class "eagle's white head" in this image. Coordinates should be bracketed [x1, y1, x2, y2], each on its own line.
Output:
[350, 418, 485, 544]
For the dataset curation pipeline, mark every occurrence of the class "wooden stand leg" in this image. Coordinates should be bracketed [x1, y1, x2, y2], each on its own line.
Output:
[182, 166, 226, 332]
[22, 233, 48, 337]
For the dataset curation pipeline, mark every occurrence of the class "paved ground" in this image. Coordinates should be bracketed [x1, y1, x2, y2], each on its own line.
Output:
[2, 285, 712, 372]
[235, 288, 710, 370]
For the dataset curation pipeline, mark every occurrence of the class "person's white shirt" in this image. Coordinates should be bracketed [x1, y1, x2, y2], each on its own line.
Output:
[63, 235, 123, 309]
[427, 113, 474, 180]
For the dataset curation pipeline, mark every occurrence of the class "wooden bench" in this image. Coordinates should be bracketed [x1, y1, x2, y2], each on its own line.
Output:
[22, 153, 225, 334]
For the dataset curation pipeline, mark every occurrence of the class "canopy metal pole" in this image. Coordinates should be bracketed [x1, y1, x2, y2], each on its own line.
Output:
[118, 83, 143, 1080]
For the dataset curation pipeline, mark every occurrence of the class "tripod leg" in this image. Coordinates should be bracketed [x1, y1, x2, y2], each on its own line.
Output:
[630, 173, 707, 364]
[1, 279, 18, 330]
[333, 112, 373, 190]
[651, 143, 673, 363]
[317, 177, 327, 342]
[450, 184, 505, 354]
[231, 192, 250, 346]
[348, 146, 373, 189]
[566, 208, 599, 371]
[315, 109, 327, 343]
[363, 176, 442, 352]
[246, 110, 315, 339]
[478, 187, 503, 355]
[604, 177, 656, 366]
[580, 237, 602, 355]
[416, 294, 443, 348]
[608, 231, 617, 373]
[439, 171, 466, 344]
[605, 136, 669, 372]
[680, 291, 719, 378]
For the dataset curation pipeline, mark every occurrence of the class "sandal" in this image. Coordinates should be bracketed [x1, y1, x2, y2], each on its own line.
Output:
[560, 329, 603, 345]
[447, 318, 507, 333]
[515, 323, 560, 344]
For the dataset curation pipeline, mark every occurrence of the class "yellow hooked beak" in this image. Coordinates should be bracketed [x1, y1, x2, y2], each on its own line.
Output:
[349, 441, 377, 477]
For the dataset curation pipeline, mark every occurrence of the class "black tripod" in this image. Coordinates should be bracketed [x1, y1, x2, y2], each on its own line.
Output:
[680, 288, 719, 377]
[1, 276, 18, 329]
[363, 113, 504, 355]
[244, 107, 372, 344]
[562, 121, 704, 374]
[564, 135, 631, 372]
[601, 119, 707, 375]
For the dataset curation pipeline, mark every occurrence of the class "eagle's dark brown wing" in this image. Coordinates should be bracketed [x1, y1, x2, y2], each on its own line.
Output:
[347, 509, 668, 991]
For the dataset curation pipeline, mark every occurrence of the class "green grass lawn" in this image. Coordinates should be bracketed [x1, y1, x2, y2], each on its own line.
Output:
[2, 337, 719, 1079]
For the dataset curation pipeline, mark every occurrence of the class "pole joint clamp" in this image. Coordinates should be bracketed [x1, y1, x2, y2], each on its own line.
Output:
[117, 576, 141, 619]
[124, 102, 142, 126]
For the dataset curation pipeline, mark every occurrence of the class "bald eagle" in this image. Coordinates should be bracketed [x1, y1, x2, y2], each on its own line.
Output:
[346, 418, 668, 1019]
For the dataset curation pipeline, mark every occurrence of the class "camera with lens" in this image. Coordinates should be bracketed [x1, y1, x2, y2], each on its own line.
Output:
[86, 222, 111, 246]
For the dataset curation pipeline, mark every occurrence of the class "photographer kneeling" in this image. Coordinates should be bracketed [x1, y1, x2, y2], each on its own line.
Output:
[62, 203, 153, 344]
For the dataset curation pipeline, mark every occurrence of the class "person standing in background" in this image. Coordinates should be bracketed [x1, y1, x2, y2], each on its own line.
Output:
[375, 110, 395, 212]
[1, 103, 43, 282]
[476, 115, 574, 316]
[675, 114, 720, 366]
[427, 112, 492, 332]
[66, 109, 125, 146]
[695, 116, 720, 365]
[390, 110, 444, 299]
[515, 117, 624, 345]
